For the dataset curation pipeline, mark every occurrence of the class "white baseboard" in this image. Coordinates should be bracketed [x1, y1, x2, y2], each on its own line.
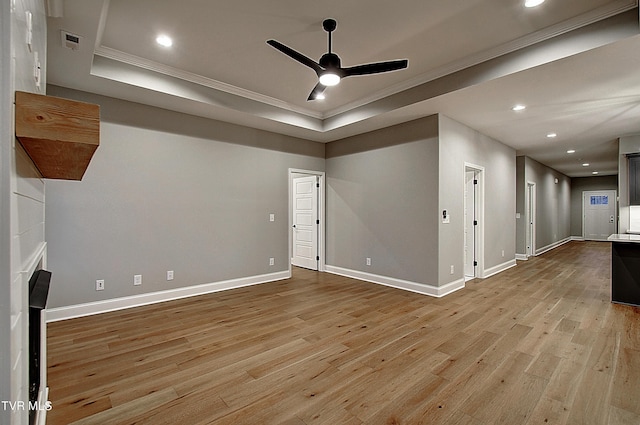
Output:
[481, 259, 517, 278]
[535, 237, 572, 256]
[45, 271, 290, 322]
[516, 237, 577, 261]
[324, 265, 465, 298]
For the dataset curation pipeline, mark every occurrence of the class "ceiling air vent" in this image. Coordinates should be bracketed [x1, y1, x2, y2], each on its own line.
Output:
[60, 30, 81, 51]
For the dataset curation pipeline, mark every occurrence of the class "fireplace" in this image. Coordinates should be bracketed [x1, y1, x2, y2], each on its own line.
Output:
[28, 269, 51, 425]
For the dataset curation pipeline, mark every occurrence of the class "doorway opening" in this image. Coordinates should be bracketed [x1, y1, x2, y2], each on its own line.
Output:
[464, 164, 484, 280]
[525, 182, 536, 257]
[289, 169, 325, 273]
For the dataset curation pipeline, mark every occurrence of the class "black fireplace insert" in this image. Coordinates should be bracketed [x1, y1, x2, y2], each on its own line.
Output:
[28, 269, 51, 425]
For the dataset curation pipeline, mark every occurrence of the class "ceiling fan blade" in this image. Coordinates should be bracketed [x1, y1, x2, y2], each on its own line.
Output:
[343, 59, 408, 77]
[267, 40, 323, 73]
[307, 83, 327, 101]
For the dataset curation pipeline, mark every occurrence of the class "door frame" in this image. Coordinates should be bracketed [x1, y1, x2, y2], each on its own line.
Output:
[464, 163, 485, 278]
[288, 168, 325, 275]
[582, 189, 617, 240]
[525, 181, 536, 257]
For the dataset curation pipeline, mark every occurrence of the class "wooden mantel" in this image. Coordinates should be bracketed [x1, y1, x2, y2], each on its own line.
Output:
[15, 91, 100, 180]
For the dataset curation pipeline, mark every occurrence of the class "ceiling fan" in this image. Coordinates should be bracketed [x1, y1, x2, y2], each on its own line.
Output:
[267, 19, 409, 101]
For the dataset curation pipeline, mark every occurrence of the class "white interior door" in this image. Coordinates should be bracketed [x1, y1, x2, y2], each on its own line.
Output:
[583, 190, 616, 240]
[464, 170, 476, 279]
[292, 176, 318, 270]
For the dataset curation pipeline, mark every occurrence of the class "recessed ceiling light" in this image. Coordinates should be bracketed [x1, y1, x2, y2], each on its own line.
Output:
[525, 0, 545, 7]
[546, 133, 557, 138]
[512, 104, 526, 111]
[592, 171, 599, 175]
[582, 163, 590, 167]
[567, 149, 575, 154]
[156, 34, 173, 47]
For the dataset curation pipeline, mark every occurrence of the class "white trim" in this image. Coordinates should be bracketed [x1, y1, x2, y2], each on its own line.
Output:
[535, 237, 572, 256]
[45, 271, 289, 322]
[34, 386, 49, 425]
[21, 241, 46, 276]
[482, 259, 517, 279]
[325, 265, 465, 298]
[519, 237, 581, 259]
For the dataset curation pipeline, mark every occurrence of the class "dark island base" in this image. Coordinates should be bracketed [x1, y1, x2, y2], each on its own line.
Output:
[611, 241, 640, 306]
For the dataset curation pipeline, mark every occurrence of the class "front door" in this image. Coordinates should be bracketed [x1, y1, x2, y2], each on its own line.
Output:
[583, 190, 617, 241]
[291, 176, 318, 270]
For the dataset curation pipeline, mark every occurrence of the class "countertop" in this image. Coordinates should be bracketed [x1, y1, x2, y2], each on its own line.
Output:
[607, 234, 640, 243]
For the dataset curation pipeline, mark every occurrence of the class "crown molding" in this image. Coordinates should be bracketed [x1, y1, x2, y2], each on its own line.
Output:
[324, 0, 639, 119]
[93, 46, 324, 120]
[90, 0, 638, 127]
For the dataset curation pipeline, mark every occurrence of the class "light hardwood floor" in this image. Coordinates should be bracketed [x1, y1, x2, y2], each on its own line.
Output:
[46, 241, 640, 424]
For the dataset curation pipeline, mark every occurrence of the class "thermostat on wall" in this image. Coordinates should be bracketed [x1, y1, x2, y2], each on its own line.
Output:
[61, 30, 81, 50]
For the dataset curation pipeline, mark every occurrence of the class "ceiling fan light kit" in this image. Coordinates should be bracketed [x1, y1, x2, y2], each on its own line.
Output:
[267, 18, 408, 101]
[319, 72, 340, 86]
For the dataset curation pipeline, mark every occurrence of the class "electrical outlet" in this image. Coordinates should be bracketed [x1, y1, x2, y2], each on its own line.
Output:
[167, 270, 174, 281]
[366, 257, 371, 266]
[450, 265, 455, 275]
[502, 250, 505, 257]
[269, 257, 275, 266]
[96, 279, 105, 291]
[134, 274, 142, 286]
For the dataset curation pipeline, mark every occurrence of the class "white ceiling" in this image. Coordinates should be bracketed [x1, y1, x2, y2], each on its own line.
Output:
[46, 0, 640, 177]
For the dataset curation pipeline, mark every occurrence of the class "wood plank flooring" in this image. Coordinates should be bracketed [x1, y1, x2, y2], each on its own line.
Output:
[46, 241, 640, 424]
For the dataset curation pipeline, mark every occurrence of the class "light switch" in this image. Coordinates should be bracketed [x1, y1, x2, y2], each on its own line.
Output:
[269, 214, 275, 222]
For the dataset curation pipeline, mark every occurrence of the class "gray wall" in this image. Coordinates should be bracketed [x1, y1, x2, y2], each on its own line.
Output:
[45, 87, 324, 308]
[438, 115, 516, 284]
[570, 175, 618, 237]
[516, 156, 571, 255]
[515, 156, 526, 255]
[325, 116, 440, 285]
[324, 114, 516, 288]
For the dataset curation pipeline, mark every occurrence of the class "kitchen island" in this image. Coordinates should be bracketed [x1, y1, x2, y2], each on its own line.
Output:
[607, 234, 640, 306]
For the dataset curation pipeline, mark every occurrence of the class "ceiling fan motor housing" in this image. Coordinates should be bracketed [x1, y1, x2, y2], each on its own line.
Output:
[319, 53, 341, 71]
